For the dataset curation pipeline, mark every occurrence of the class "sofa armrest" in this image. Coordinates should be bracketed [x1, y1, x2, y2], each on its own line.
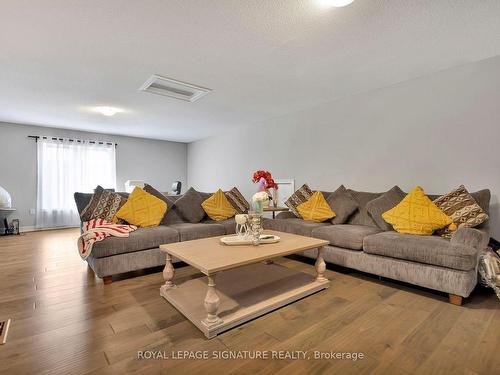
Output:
[450, 227, 489, 251]
[275, 211, 295, 219]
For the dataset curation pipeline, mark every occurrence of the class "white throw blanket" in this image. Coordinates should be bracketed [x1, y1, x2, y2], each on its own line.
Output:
[78, 219, 137, 260]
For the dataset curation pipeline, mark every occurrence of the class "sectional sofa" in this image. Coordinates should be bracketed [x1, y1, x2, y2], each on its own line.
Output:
[75, 187, 490, 306]
[264, 188, 490, 306]
[74, 191, 237, 285]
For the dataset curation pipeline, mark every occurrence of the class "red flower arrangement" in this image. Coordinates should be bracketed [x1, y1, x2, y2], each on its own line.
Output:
[252, 170, 278, 190]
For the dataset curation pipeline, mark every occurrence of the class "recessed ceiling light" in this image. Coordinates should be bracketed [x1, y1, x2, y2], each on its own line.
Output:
[93, 106, 123, 117]
[316, 0, 355, 8]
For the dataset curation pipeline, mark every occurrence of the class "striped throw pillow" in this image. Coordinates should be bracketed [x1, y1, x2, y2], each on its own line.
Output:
[225, 187, 250, 214]
[433, 185, 489, 237]
[285, 184, 314, 218]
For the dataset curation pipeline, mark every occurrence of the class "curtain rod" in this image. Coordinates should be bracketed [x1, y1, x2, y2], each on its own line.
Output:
[28, 135, 117, 147]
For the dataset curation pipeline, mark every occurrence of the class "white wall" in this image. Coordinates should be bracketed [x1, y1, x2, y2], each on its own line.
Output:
[188, 55, 500, 238]
[0, 122, 187, 231]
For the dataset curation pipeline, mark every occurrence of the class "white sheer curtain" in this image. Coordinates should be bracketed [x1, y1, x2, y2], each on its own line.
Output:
[36, 138, 116, 229]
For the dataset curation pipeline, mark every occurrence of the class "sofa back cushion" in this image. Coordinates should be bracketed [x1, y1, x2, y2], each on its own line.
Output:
[366, 186, 406, 231]
[345, 189, 383, 227]
[74, 192, 93, 216]
[324, 185, 359, 225]
[175, 187, 207, 223]
[470, 189, 491, 214]
[161, 194, 187, 225]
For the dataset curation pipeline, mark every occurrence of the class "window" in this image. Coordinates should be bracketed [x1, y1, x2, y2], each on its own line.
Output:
[36, 138, 116, 228]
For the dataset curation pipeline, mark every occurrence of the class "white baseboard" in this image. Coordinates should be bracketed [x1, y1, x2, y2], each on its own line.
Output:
[20, 226, 36, 233]
[1, 226, 78, 233]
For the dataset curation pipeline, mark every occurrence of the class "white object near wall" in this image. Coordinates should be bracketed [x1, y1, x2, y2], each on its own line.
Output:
[124, 180, 145, 193]
[0, 186, 12, 209]
[274, 179, 295, 207]
[235, 214, 249, 238]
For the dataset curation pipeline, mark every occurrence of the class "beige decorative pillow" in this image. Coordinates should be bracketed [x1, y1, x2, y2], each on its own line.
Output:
[285, 184, 313, 218]
[225, 187, 250, 214]
[433, 185, 489, 237]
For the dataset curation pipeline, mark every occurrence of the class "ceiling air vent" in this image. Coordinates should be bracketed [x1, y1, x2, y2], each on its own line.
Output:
[138, 75, 211, 102]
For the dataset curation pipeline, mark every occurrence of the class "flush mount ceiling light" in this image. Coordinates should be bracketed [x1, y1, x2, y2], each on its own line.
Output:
[93, 106, 123, 117]
[139, 74, 212, 103]
[316, 0, 355, 7]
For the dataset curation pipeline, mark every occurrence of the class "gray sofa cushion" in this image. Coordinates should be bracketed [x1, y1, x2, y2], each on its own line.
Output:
[168, 222, 226, 241]
[346, 190, 383, 227]
[202, 218, 236, 235]
[275, 211, 296, 219]
[363, 232, 478, 271]
[366, 186, 405, 231]
[174, 187, 206, 223]
[470, 189, 491, 214]
[301, 246, 478, 298]
[74, 192, 93, 215]
[325, 185, 359, 225]
[263, 218, 329, 237]
[311, 224, 381, 250]
[92, 226, 179, 258]
[451, 226, 489, 250]
[159, 195, 186, 225]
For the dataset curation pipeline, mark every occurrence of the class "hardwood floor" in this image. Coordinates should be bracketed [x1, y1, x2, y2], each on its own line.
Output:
[0, 229, 499, 375]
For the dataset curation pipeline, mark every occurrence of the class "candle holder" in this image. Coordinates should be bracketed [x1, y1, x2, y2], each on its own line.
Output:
[235, 214, 249, 239]
[247, 211, 263, 246]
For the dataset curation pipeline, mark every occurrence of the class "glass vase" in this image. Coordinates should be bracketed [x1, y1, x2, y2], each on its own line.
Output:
[247, 211, 263, 246]
[272, 188, 278, 207]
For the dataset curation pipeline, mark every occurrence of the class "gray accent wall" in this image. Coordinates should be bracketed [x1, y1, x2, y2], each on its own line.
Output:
[0, 122, 187, 231]
[188, 55, 500, 238]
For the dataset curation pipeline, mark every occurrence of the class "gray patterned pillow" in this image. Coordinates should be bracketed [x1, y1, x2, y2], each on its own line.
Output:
[225, 187, 250, 214]
[285, 184, 313, 218]
[80, 185, 126, 222]
[433, 185, 489, 237]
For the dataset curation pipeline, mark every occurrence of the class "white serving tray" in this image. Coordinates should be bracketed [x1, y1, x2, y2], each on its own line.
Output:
[220, 235, 280, 246]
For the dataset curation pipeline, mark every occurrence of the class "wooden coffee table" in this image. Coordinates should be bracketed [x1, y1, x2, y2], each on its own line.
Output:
[159, 230, 329, 339]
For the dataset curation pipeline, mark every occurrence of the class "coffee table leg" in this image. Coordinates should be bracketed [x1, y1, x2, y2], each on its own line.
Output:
[202, 275, 223, 327]
[315, 246, 328, 283]
[161, 253, 175, 292]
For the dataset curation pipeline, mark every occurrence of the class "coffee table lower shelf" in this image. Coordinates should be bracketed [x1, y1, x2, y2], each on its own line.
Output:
[160, 262, 329, 339]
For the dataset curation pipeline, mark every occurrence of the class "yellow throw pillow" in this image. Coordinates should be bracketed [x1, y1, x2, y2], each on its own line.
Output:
[297, 191, 336, 222]
[382, 186, 455, 235]
[116, 187, 167, 227]
[202, 189, 236, 221]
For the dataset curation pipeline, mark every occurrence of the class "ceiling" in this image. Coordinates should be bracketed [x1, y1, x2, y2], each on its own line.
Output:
[1, 0, 500, 143]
